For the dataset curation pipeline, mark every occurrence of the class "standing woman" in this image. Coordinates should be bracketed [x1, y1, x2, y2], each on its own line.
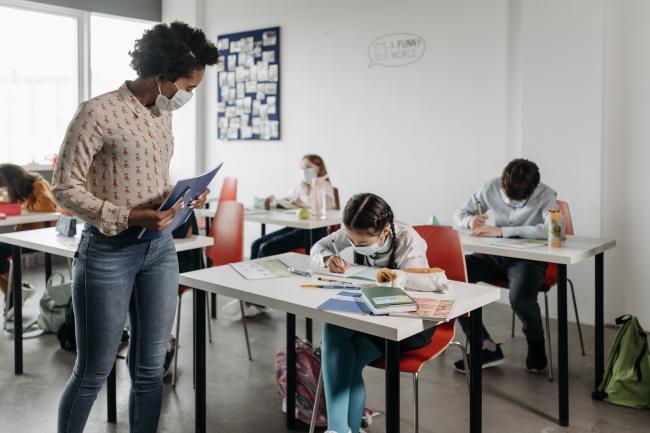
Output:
[52, 22, 218, 433]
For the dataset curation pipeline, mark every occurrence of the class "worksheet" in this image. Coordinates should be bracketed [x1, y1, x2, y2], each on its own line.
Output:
[231, 259, 292, 280]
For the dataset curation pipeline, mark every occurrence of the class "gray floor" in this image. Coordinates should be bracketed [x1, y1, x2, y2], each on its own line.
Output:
[1, 264, 648, 433]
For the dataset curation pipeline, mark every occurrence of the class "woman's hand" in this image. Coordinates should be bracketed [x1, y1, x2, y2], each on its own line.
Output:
[324, 256, 350, 273]
[190, 188, 210, 209]
[128, 202, 183, 231]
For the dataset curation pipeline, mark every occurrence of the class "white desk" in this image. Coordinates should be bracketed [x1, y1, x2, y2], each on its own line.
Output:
[196, 207, 342, 332]
[0, 211, 60, 228]
[460, 233, 616, 427]
[179, 252, 500, 433]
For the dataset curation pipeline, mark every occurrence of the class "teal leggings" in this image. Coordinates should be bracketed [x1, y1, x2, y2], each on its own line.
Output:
[322, 324, 382, 433]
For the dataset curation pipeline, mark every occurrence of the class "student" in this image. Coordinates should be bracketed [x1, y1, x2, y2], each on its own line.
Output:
[223, 154, 336, 317]
[0, 164, 58, 314]
[53, 22, 217, 433]
[453, 158, 557, 374]
[311, 193, 430, 433]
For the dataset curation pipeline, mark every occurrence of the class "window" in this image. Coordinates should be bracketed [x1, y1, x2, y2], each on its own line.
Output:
[0, 4, 78, 166]
[90, 14, 154, 97]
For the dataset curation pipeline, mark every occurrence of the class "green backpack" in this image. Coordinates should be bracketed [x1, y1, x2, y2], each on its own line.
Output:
[597, 315, 650, 409]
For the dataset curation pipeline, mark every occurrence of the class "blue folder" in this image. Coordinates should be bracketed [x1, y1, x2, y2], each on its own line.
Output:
[317, 291, 373, 315]
[138, 162, 224, 240]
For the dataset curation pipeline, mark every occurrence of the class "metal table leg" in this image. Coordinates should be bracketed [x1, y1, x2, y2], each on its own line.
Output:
[107, 362, 117, 423]
[557, 264, 569, 426]
[470, 308, 483, 433]
[194, 289, 207, 433]
[385, 339, 400, 433]
[12, 246, 22, 375]
[286, 313, 296, 429]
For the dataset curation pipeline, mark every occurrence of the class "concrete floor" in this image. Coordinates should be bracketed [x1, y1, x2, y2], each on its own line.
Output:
[1, 265, 648, 433]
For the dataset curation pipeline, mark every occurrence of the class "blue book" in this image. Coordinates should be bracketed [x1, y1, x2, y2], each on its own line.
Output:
[138, 162, 224, 240]
[317, 291, 373, 315]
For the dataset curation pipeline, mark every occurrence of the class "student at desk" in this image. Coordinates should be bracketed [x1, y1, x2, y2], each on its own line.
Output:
[224, 154, 336, 317]
[0, 164, 57, 313]
[453, 158, 558, 374]
[311, 193, 431, 433]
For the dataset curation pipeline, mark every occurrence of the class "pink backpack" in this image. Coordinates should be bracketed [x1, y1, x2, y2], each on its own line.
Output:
[275, 337, 327, 427]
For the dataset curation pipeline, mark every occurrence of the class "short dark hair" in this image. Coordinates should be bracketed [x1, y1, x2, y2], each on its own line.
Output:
[501, 159, 540, 201]
[0, 164, 37, 202]
[129, 21, 219, 81]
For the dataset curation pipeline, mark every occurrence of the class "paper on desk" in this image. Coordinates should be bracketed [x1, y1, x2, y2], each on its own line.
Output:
[230, 258, 292, 280]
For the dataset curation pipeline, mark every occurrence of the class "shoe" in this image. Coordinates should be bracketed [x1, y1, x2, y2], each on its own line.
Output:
[454, 343, 505, 373]
[222, 300, 263, 317]
[525, 339, 548, 373]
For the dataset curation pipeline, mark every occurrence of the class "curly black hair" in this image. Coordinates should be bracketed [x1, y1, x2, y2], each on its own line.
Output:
[129, 21, 219, 81]
[501, 158, 540, 201]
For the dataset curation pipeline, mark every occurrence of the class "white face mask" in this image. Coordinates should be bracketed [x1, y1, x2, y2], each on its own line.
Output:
[301, 167, 317, 183]
[500, 188, 526, 208]
[155, 80, 193, 112]
[350, 231, 390, 256]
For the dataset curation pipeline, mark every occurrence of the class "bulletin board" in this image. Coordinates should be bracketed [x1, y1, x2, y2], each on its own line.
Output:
[216, 26, 280, 140]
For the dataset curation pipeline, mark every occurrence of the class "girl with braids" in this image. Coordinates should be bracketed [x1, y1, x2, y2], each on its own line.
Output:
[310, 193, 434, 433]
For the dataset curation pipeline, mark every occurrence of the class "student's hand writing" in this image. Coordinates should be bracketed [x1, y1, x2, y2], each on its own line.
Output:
[470, 225, 503, 238]
[190, 188, 210, 209]
[128, 202, 184, 231]
[470, 214, 488, 229]
[324, 256, 350, 273]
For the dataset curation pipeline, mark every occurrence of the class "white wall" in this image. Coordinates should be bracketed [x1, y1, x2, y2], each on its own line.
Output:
[161, 0, 649, 329]
[602, 0, 650, 330]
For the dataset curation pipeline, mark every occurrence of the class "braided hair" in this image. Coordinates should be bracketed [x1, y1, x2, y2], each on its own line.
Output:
[342, 193, 397, 269]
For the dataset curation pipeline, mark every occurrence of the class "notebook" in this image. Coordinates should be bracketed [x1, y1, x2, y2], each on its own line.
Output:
[138, 162, 223, 240]
[317, 291, 372, 315]
[360, 286, 418, 315]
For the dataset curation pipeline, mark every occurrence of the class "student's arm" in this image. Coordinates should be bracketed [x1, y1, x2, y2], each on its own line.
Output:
[500, 193, 558, 239]
[310, 228, 349, 268]
[24, 180, 58, 212]
[453, 185, 489, 229]
[52, 102, 130, 236]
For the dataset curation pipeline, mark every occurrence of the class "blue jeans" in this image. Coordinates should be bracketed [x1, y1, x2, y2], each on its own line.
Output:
[58, 226, 179, 433]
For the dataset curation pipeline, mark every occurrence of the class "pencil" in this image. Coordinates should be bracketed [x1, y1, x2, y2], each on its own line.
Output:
[474, 199, 483, 216]
[301, 284, 362, 289]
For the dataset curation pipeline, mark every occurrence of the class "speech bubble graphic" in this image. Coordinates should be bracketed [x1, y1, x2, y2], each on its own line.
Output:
[368, 33, 426, 67]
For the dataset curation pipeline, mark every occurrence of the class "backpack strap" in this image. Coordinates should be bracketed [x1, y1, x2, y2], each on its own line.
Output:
[634, 327, 649, 382]
[615, 314, 633, 325]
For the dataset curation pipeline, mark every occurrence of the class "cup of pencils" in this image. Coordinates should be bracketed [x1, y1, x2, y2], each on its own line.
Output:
[548, 208, 562, 248]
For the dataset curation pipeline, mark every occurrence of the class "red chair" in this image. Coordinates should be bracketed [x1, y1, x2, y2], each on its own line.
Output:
[205, 201, 252, 362]
[496, 200, 584, 382]
[172, 201, 251, 387]
[309, 225, 470, 433]
[219, 177, 238, 202]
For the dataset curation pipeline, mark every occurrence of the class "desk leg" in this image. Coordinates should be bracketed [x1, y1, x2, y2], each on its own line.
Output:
[12, 246, 23, 375]
[385, 339, 400, 433]
[44, 221, 52, 282]
[557, 264, 569, 426]
[470, 308, 483, 433]
[304, 230, 314, 343]
[107, 361, 117, 423]
[194, 289, 207, 433]
[593, 253, 605, 398]
[286, 313, 296, 429]
[261, 223, 266, 237]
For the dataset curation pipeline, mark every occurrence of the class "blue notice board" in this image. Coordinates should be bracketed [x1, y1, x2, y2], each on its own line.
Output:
[216, 26, 280, 141]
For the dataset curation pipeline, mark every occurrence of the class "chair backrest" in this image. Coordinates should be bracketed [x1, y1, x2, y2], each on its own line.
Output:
[219, 177, 238, 203]
[332, 187, 341, 210]
[413, 225, 467, 282]
[556, 200, 574, 236]
[205, 201, 244, 266]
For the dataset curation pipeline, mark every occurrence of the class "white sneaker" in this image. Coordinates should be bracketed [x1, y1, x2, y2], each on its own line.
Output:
[221, 300, 263, 317]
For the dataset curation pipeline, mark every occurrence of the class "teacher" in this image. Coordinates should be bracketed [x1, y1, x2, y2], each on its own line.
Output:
[52, 22, 218, 433]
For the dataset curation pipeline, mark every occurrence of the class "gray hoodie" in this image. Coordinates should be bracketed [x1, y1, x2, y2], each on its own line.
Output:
[453, 177, 558, 239]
